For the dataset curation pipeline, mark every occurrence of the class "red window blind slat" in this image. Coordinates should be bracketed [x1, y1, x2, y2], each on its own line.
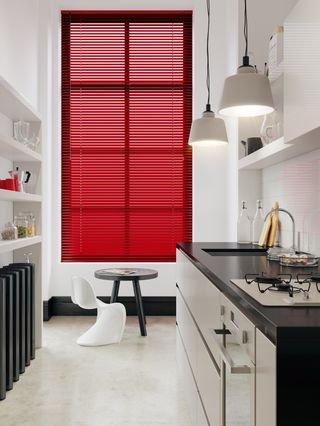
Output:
[61, 11, 192, 262]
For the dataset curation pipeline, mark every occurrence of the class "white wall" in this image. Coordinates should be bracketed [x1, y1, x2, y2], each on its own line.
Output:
[0, 0, 40, 266]
[237, 0, 298, 221]
[0, 0, 39, 108]
[262, 149, 320, 254]
[238, 0, 299, 73]
[237, 0, 320, 254]
[39, 0, 238, 298]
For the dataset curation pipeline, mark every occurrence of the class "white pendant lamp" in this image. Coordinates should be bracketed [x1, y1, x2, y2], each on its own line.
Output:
[189, 0, 228, 146]
[219, 0, 274, 118]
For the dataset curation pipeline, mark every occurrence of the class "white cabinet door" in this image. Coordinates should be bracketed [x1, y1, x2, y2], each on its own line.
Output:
[284, 0, 320, 142]
[194, 273, 221, 365]
[177, 289, 221, 425]
[196, 332, 221, 426]
[177, 290, 198, 370]
[176, 249, 199, 312]
[176, 327, 198, 426]
[197, 396, 209, 426]
[177, 249, 221, 363]
[256, 329, 276, 426]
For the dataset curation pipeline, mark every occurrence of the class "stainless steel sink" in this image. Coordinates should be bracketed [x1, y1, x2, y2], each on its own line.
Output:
[203, 248, 267, 257]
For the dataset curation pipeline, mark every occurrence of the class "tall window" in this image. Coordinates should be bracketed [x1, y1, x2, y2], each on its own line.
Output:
[61, 11, 192, 262]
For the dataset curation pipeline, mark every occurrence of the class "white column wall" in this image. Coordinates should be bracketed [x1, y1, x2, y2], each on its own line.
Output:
[0, 0, 39, 108]
[0, 0, 40, 266]
[39, 0, 239, 298]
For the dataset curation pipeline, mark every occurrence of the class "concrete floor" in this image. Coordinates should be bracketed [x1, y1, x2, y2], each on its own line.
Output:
[0, 316, 191, 426]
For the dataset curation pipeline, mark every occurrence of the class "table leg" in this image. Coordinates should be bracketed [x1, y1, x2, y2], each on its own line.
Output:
[132, 280, 147, 337]
[110, 280, 120, 303]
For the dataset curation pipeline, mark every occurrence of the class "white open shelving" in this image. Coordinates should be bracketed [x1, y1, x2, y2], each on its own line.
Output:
[0, 236, 42, 255]
[239, 127, 320, 170]
[239, 137, 286, 170]
[0, 189, 42, 202]
[0, 74, 43, 348]
[0, 132, 41, 162]
[0, 75, 41, 122]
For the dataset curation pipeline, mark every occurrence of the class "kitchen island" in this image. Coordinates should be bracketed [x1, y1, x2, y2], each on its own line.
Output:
[176, 242, 320, 426]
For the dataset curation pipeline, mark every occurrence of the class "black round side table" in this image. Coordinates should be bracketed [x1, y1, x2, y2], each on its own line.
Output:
[94, 268, 158, 336]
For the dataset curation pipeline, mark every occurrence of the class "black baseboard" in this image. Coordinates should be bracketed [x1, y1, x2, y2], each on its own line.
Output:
[43, 299, 53, 321]
[43, 296, 176, 321]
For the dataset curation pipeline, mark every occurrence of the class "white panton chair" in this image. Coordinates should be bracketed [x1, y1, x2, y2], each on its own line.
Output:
[71, 276, 126, 346]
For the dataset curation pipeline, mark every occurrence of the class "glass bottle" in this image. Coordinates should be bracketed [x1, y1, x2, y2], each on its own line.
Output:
[14, 214, 28, 239]
[25, 212, 36, 237]
[252, 200, 264, 244]
[237, 201, 251, 243]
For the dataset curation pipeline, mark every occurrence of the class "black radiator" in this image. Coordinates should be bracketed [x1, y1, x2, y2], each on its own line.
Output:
[0, 277, 5, 401]
[0, 263, 35, 400]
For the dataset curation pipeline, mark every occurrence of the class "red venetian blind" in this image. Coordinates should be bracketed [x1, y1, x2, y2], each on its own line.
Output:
[61, 11, 192, 262]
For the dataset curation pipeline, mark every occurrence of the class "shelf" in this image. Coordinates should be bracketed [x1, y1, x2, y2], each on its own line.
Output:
[0, 73, 43, 348]
[0, 75, 41, 122]
[239, 137, 286, 170]
[0, 133, 41, 162]
[0, 189, 42, 202]
[0, 236, 42, 254]
[239, 128, 320, 170]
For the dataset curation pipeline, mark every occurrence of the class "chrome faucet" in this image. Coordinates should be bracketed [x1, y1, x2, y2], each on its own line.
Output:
[264, 208, 296, 252]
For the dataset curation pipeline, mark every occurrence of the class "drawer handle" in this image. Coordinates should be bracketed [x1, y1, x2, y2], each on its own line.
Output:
[220, 305, 225, 317]
[229, 311, 248, 344]
[210, 329, 252, 375]
[230, 311, 239, 328]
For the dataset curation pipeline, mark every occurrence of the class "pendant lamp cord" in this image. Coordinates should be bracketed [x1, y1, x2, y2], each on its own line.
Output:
[206, 0, 211, 109]
[244, 0, 248, 57]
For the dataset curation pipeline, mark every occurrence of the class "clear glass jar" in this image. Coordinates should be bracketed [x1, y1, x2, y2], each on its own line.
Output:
[260, 110, 282, 145]
[303, 209, 320, 255]
[25, 212, 36, 237]
[1, 222, 18, 240]
[14, 214, 28, 239]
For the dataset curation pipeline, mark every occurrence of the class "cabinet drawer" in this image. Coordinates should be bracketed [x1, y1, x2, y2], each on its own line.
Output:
[197, 396, 209, 426]
[176, 328, 210, 426]
[176, 249, 199, 313]
[177, 290, 198, 370]
[220, 294, 255, 363]
[194, 274, 221, 363]
[177, 249, 221, 362]
[196, 332, 221, 426]
[177, 289, 221, 426]
[176, 326, 198, 426]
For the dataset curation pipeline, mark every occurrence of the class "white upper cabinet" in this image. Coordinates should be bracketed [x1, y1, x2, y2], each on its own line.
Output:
[284, 0, 320, 142]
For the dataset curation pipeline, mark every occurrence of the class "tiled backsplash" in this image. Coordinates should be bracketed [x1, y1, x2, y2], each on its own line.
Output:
[262, 147, 320, 254]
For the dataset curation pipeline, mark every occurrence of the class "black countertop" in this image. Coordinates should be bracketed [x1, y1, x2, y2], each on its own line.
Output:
[177, 242, 320, 344]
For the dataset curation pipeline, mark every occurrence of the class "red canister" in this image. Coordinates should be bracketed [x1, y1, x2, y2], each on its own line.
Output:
[5, 179, 16, 191]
